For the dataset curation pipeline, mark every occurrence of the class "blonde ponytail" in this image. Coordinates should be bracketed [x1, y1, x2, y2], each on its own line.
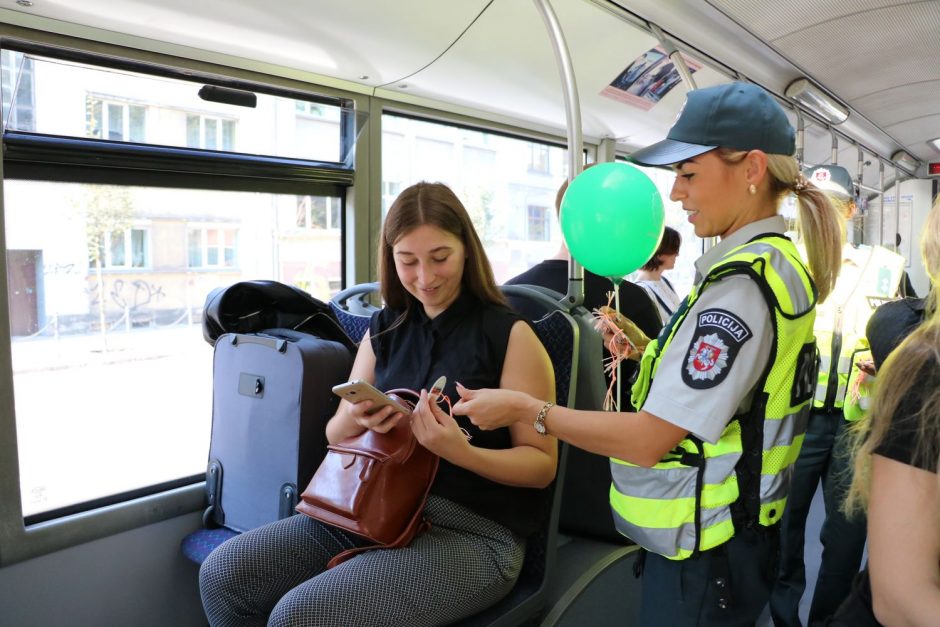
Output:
[766, 155, 844, 302]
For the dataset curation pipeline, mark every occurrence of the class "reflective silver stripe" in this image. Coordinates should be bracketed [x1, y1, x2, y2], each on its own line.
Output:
[838, 355, 853, 373]
[760, 470, 790, 504]
[732, 242, 811, 313]
[609, 462, 698, 500]
[859, 396, 871, 410]
[819, 354, 832, 372]
[611, 502, 734, 557]
[814, 383, 829, 402]
[610, 450, 741, 501]
[762, 413, 803, 450]
[835, 383, 847, 403]
[613, 514, 696, 557]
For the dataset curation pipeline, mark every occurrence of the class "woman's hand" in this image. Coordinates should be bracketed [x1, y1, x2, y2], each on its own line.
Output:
[452, 383, 541, 431]
[411, 389, 470, 460]
[351, 400, 406, 434]
[330, 398, 405, 442]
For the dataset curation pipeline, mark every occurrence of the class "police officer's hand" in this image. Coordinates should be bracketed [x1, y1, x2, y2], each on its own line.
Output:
[594, 306, 651, 360]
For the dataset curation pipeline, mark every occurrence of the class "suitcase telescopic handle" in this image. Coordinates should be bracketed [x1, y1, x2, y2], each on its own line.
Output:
[229, 334, 288, 353]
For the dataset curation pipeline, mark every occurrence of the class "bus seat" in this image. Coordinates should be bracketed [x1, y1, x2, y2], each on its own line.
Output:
[451, 291, 579, 626]
[181, 527, 238, 564]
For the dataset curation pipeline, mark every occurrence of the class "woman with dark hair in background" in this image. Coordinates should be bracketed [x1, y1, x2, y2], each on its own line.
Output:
[635, 225, 682, 324]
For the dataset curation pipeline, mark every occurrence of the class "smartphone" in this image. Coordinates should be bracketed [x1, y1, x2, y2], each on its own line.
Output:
[331, 380, 413, 415]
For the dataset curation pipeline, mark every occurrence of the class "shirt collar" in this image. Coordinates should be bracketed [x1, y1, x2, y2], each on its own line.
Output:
[409, 288, 478, 338]
[694, 215, 787, 284]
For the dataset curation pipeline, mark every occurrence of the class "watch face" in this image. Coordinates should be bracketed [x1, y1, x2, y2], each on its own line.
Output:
[534, 420, 547, 435]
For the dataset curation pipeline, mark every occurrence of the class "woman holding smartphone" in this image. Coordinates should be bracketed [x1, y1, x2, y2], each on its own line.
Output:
[199, 182, 557, 627]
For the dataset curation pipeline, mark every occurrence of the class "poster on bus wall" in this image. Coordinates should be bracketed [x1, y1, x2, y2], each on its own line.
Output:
[601, 46, 702, 111]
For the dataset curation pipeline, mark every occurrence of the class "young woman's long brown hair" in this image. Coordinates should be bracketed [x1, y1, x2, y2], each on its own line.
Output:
[378, 181, 506, 311]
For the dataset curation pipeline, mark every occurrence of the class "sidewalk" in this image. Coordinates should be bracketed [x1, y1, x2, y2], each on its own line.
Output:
[11, 323, 209, 374]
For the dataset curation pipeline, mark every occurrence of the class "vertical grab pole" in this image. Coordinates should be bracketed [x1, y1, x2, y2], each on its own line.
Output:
[794, 111, 805, 167]
[532, 0, 584, 308]
[894, 164, 901, 252]
[856, 146, 865, 245]
[878, 161, 885, 246]
[649, 24, 697, 91]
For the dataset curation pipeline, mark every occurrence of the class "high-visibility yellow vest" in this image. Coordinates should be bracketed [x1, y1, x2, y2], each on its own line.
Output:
[842, 341, 874, 423]
[813, 245, 904, 410]
[614, 234, 817, 560]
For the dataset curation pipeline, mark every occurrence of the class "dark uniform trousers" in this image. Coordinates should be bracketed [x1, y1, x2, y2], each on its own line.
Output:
[771, 409, 867, 627]
[639, 523, 780, 626]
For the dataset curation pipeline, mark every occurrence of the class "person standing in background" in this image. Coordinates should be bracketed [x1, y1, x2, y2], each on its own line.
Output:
[770, 164, 906, 627]
[828, 197, 940, 626]
[506, 170, 663, 404]
[634, 226, 682, 324]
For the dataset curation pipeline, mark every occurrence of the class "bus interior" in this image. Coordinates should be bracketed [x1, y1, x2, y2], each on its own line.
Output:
[0, 1, 938, 625]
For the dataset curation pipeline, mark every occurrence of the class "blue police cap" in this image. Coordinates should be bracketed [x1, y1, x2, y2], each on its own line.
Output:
[630, 82, 795, 166]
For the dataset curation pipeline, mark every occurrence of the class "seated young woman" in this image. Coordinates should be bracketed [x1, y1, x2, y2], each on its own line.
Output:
[198, 181, 557, 627]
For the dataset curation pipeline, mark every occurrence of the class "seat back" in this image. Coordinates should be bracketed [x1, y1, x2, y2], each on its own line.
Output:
[502, 284, 630, 544]
[329, 281, 381, 342]
[451, 298, 578, 626]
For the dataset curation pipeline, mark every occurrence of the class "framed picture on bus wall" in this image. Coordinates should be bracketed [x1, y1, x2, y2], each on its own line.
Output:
[601, 46, 701, 111]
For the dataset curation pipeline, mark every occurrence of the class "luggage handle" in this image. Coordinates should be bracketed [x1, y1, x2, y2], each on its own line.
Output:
[229, 334, 288, 353]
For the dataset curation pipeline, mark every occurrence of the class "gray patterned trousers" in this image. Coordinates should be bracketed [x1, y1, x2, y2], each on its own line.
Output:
[199, 495, 525, 627]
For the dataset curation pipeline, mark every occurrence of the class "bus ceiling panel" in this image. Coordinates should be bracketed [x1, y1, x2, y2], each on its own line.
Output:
[704, 0, 940, 166]
[372, 0, 730, 153]
[0, 0, 493, 89]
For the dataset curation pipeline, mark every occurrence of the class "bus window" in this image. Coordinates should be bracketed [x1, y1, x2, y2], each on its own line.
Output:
[381, 113, 568, 284]
[2, 43, 352, 522]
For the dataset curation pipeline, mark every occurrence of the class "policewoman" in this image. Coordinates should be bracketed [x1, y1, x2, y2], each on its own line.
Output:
[453, 82, 844, 626]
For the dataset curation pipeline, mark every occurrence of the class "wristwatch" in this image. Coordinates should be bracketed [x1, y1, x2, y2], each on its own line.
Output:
[534, 402, 554, 435]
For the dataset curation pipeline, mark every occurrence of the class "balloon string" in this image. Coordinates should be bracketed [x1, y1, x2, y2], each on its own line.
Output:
[592, 290, 634, 411]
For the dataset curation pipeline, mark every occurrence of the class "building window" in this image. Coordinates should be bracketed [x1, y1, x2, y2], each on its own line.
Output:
[188, 227, 237, 268]
[296, 196, 341, 229]
[0, 50, 36, 131]
[186, 114, 235, 150]
[529, 144, 550, 173]
[89, 227, 150, 269]
[382, 180, 402, 213]
[86, 97, 146, 142]
[526, 205, 551, 241]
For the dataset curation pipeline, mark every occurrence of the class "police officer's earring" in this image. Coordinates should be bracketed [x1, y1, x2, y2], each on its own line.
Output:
[748, 184, 757, 195]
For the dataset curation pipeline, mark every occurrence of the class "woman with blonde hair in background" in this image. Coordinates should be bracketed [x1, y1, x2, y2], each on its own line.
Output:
[830, 198, 940, 626]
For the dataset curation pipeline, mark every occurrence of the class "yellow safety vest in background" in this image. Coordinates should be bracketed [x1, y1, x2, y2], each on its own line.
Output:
[813, 245, 904, 411]
[614, 235, 817, 560]
[842, 342, 874, 423]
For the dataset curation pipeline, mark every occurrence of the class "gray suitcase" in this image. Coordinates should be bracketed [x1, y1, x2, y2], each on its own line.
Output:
[204, 328, 353, 532]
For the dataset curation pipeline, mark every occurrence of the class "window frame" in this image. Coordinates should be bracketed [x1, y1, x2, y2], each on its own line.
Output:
[0, 36, 363, 566]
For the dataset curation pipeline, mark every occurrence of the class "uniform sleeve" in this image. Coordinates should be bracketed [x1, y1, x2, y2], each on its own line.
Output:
[641, 274, 774, 444]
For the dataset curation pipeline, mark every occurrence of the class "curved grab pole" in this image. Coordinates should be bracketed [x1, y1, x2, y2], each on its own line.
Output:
[532, 0, 585, 307]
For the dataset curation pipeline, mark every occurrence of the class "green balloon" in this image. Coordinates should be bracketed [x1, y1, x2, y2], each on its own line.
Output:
[560, 162, 665, 279]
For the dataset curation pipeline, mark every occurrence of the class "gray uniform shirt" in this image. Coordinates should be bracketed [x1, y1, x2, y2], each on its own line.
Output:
[642, 216, 785, 444]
